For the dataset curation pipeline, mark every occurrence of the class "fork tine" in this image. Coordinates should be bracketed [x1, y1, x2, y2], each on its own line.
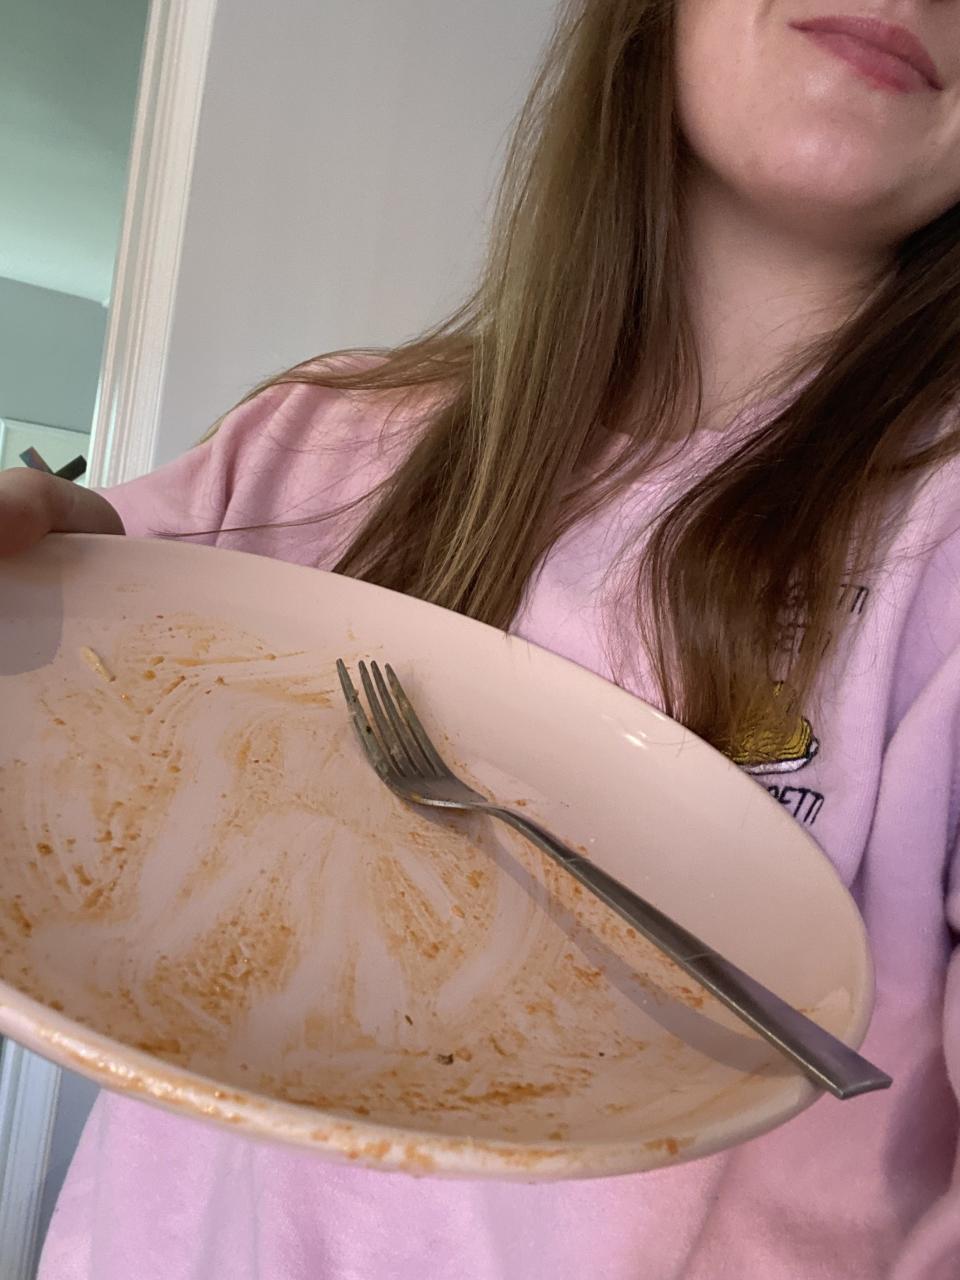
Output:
[384, 664, 449, 778]
[359, 661, 415, 777]
[370, 663, 438, 778]
[336, 659, 395, 781]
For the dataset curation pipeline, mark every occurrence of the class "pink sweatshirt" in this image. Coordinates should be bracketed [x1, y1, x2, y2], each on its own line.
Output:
[39, 380, 960, 1280]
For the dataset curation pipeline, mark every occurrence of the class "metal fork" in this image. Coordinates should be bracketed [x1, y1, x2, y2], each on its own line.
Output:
[336, 659, 891, 1100]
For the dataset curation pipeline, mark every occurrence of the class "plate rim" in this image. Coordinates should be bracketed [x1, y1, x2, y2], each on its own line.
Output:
[0, 533, 876, 1179]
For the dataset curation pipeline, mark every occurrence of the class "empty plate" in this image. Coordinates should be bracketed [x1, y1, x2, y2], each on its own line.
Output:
[0, 535, 873, 1179]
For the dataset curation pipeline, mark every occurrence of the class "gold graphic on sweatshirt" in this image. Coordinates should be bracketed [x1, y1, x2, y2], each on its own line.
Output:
[730, 685, 819, 776]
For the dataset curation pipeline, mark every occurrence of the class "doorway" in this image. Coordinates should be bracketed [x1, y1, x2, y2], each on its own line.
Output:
[0, 2, 150, 1274]
[0, 0, 150, 478]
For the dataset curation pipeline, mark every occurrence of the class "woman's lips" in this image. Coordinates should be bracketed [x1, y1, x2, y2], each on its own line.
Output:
[790, 16, 943, 94]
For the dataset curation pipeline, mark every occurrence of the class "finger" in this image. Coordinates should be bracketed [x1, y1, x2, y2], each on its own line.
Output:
[0, 470, 123, 558]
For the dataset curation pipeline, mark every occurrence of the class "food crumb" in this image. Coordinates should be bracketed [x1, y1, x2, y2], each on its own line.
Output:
[436, 1053, 455, 1066]
[10, 898, 33, 935]
[136, 1036, 183, 1057]
[80, 646, 115, 683]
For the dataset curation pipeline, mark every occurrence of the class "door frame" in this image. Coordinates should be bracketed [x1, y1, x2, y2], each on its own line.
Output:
[0, 1, 217, 1274]
[0, 1044, 60, 1280]
[89, 0, 218, 488]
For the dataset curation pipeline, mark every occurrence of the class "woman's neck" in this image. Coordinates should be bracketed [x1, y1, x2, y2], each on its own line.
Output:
[681, 167, 885, 429]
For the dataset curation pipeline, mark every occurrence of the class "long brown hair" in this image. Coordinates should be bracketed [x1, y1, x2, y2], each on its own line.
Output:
[232, 0, 960, 755]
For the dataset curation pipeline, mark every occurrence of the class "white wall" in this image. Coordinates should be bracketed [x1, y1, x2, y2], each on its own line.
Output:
[153, 0, 560, 465]
[0, 0, 149, 302]
[0, 277, 106, 432]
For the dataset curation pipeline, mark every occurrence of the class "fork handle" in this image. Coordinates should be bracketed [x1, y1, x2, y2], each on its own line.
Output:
[486, 806, 891, 1100]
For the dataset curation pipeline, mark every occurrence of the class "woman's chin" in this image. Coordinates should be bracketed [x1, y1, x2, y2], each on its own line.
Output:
[725, 154, 936, 250]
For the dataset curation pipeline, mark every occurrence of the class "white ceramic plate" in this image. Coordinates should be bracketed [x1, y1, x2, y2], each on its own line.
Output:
[0, 535, 873, 1180]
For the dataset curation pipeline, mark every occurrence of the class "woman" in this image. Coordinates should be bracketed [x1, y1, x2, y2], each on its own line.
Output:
[4, 0, 960, 1275]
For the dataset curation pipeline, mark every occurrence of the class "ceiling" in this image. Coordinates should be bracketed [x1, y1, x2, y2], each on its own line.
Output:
[0, 0, 151, 303]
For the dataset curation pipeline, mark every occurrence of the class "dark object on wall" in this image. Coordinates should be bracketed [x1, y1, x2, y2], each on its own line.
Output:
[19, 448, 87, 482]
[55, 456, 87, 482]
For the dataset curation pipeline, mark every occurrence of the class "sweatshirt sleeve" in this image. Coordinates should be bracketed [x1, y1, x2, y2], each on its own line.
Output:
[890, 811, 960, 1278]
[102, 377, 416, 570]
[883, 506, 960, 1278]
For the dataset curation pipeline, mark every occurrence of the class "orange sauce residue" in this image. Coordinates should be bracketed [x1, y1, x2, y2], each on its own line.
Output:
[0, 609, 739, 1159]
